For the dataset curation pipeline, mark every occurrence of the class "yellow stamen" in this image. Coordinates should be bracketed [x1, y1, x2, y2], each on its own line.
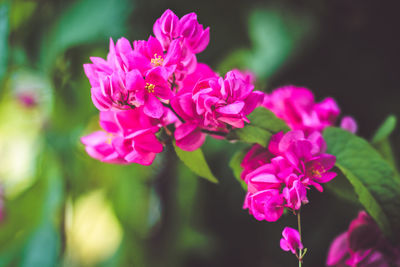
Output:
[151, 53, 164, 67]
[145, 83, 155, 93]
[106, 133, 113, 145]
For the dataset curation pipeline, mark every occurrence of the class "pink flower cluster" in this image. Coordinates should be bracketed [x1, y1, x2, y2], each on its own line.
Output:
[82, 9, 263, 164]
[263, 85, 357, 134]
[242, 130, 336, 221]
[327, 211, 400, 267]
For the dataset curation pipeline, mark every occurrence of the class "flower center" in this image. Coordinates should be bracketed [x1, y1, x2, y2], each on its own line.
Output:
[145, 83, 155, 93]
[106, 133, 114, 145]
[151, 54, 164, 67]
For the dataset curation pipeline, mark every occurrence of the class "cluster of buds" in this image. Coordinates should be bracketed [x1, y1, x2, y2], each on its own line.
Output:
[82, 10, 263, 164]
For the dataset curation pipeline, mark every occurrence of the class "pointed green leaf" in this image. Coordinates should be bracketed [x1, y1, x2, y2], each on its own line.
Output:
[173, 142, 218, 183]
[324, 127, 400, 237]
[372, 115, 397, 144]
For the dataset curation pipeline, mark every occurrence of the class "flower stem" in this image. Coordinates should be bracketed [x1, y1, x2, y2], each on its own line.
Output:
[162, 102, 185, 123]
[298, 211, 302, 267]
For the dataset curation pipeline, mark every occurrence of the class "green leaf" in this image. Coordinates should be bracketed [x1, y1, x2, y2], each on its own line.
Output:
[247, 107, 290, 133]
[229, 149, 248, 190]
[227, 125, 271, 147]
[372, 115, 397, 143]
[20, 220, 60, 267]
[0, 2, 9, 82]
[39, 0, 133, 70]
[326, 167, 359, 204]
[227, 108, 288, 147]
[173, 142, 218, 183]
[324, 127, 400, 237]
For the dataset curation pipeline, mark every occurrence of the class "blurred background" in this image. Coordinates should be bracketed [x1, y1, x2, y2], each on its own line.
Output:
[0, 0, 399, 266]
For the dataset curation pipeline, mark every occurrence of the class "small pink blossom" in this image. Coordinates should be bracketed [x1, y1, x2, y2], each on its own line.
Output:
[243, 190, 284, 222]
[340, 116, 358, 134]
[153, 9, 210, 54]
[280, 227, 304, 255]
[81, 109, 163, 165]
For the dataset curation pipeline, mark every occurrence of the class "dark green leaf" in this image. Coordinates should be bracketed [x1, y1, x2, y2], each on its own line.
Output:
[324, 127, 400, 237]
[173, 142, 218, 183]
[229, 149, 248, 190]
[372, 115, 397, 143]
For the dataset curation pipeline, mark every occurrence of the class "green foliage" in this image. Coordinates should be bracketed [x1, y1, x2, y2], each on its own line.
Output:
[371, 115, 398, 169]
[372, 115, 397, 143]
[39, 0, 133, 70]
[218, 8, 314, 82]
[173, 142, 218, 183]
[0, 1, 9, 83]
[229, 149, 248, 190]
[324, 127, 400, 237]
[228, 107, 289, 146]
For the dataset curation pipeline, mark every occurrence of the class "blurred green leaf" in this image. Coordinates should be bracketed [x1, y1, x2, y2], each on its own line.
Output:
[229, 149, 248, 190]
[372, 115, 397, 143]
[0, 2, 9, 82]
[326, 167, 359, 204]
[20, 220, 60, 267]
[324, 127, 400, 237]
[40, 0, 133, 70]
[10, 0, 37, 31]
[218, 8, 314, 81]
[173, 142, 218, 183]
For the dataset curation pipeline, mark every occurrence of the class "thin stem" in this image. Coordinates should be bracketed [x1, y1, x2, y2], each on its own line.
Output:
[201, 129, 228, 137]
[162, 102, 185, 123]
[297, 211, 302, 267]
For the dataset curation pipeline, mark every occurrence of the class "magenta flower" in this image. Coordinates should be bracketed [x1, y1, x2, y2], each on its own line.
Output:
[153, 9, 210, 54]
[263, 85, 356, 134]
[81, 109, 163, 165]
[242, 130, 336, 221]
[171, 69, 262, 151]
[243, 189, 284, 222]
[280, 227, 304, 255]
[340, 116, 358, 134]
[326, 211, 400, 267]
[192, 70, 264, 129]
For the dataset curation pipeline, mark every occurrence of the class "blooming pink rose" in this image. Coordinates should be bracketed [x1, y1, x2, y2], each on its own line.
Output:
[81, 109, 163, 165]
[280, 227, 304, 255]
